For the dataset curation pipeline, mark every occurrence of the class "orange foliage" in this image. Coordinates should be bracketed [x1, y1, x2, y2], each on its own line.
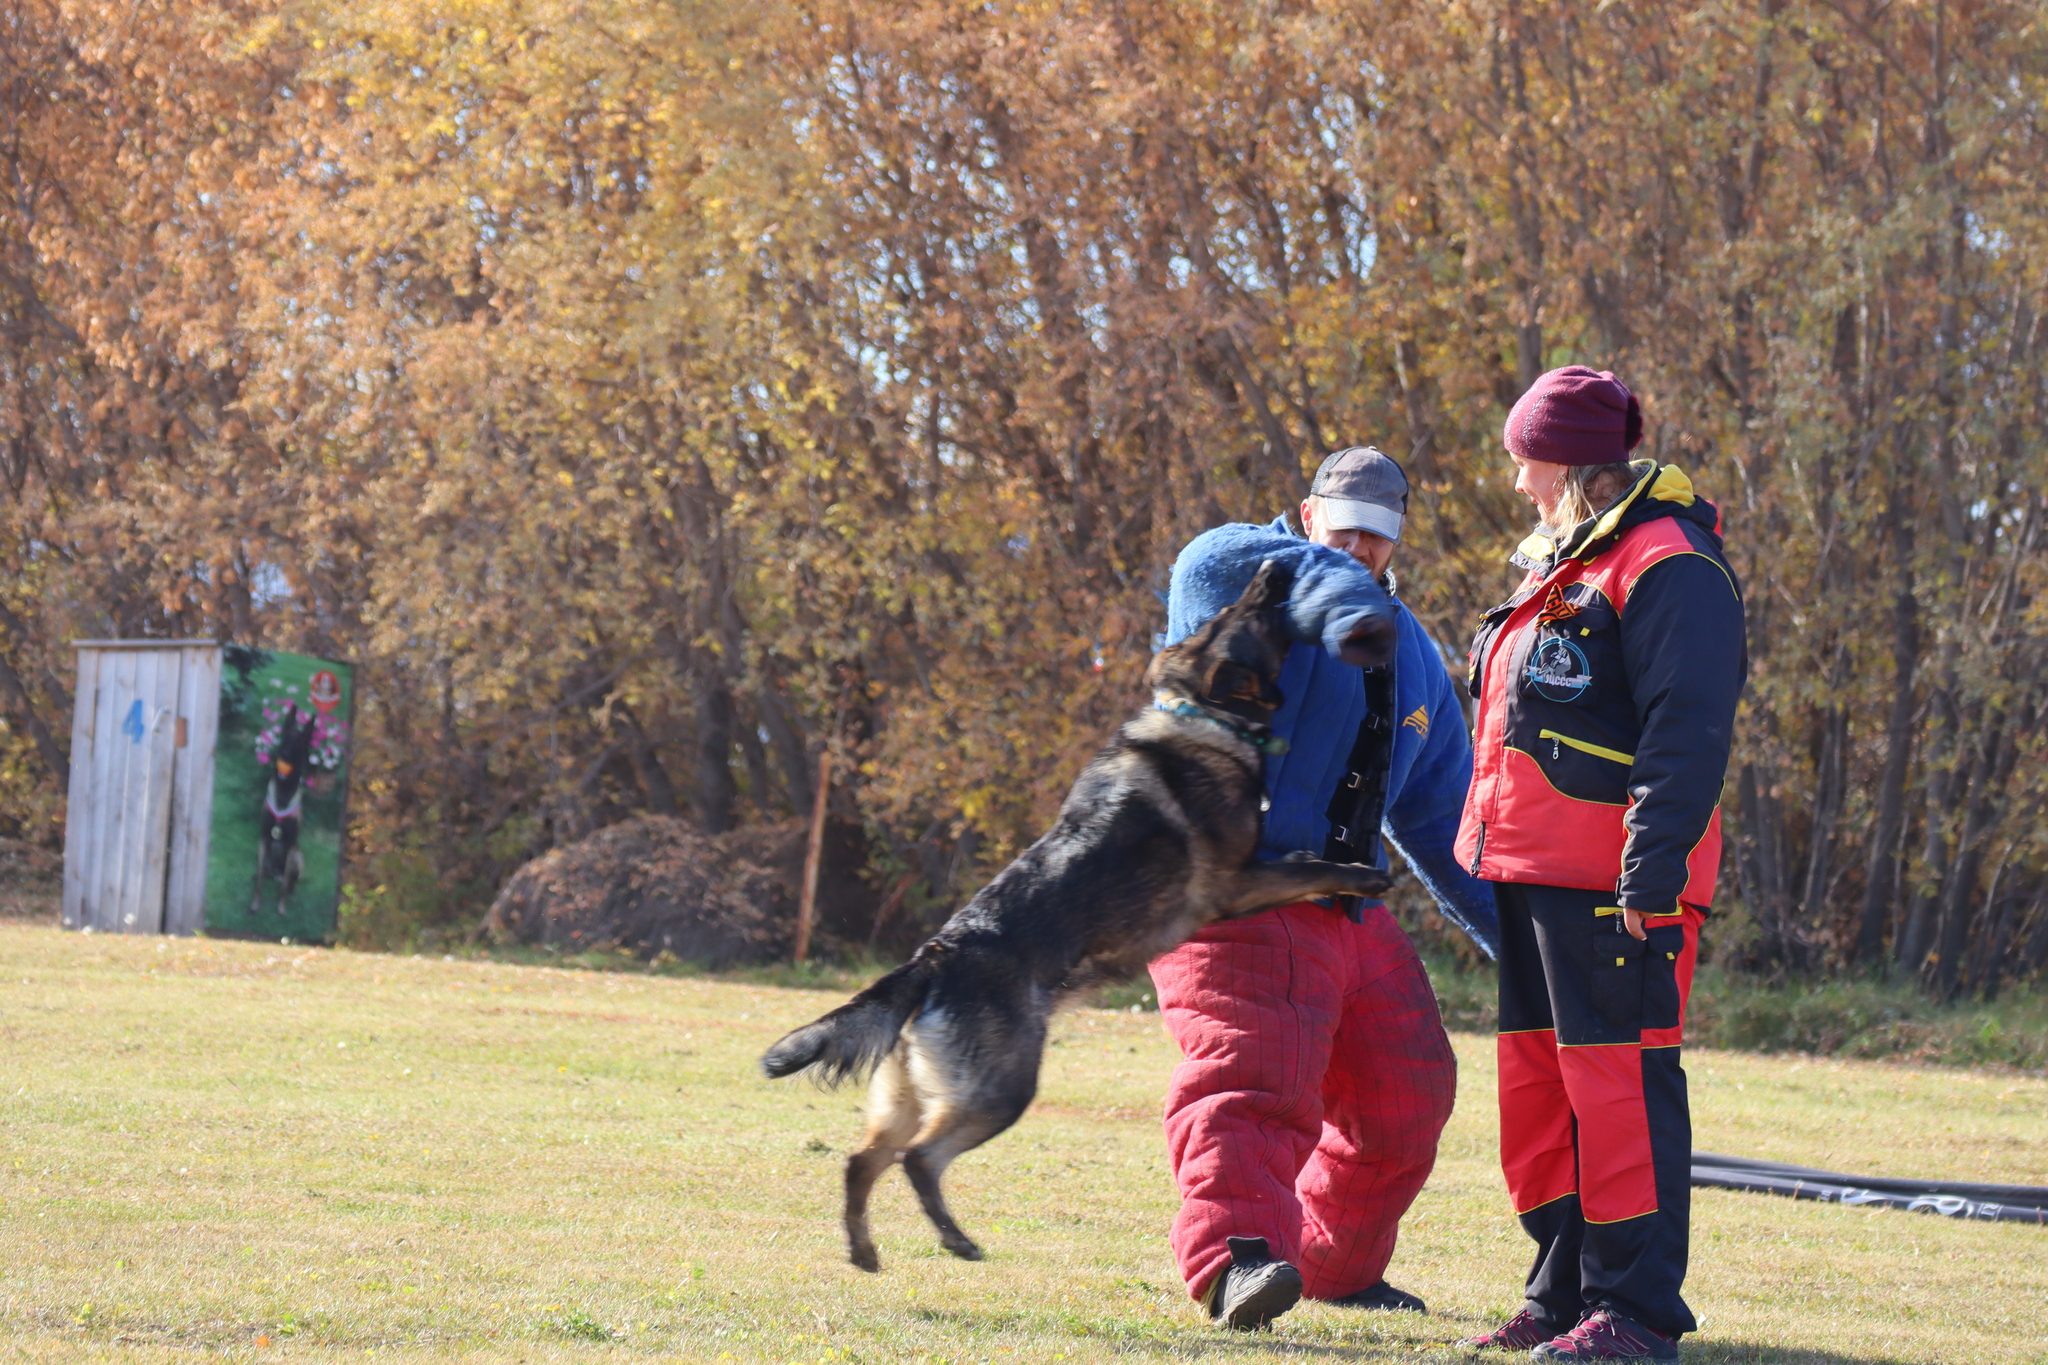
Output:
[3, 0, 2047, 988]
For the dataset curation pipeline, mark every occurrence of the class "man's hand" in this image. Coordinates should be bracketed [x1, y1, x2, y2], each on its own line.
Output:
[1622, 908, 1647, 941]
[1337, 617, 1397, 667]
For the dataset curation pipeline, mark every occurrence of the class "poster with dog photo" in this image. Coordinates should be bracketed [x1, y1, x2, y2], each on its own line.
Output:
[201, 646, 354, 943]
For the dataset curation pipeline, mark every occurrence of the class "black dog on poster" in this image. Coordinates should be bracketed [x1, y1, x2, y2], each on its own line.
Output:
[250, 707, 317, 915]
[760, 560, 1396, 1271]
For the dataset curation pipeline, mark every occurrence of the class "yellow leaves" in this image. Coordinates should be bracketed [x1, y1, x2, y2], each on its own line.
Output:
[241, 14, 286, 56]
[0, 0, 2034, 985]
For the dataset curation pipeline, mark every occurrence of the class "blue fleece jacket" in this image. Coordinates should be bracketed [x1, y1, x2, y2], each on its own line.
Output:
[1165, 516, 1501, 957]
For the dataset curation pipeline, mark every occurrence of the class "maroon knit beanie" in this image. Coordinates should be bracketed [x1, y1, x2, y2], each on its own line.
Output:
[1503, 366, 1643, 466]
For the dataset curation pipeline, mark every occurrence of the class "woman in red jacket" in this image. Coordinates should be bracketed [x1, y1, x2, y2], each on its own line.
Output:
[1458, 368, 1746, 1363]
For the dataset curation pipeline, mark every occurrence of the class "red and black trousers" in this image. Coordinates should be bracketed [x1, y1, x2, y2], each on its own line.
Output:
[1494, 882, 1701, 1339]
[1152, 901, 1456, 1303]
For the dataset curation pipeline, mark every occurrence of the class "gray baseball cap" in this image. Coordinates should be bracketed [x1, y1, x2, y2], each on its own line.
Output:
[1310, 446, 1408, 542]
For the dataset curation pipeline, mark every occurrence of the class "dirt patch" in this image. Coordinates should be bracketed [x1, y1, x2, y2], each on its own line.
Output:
[481, 816, 823, 966]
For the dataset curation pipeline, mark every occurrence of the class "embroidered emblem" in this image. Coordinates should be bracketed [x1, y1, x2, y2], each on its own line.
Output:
[1402, 705, 1430, 738]
[1526, 636, 1593, 702]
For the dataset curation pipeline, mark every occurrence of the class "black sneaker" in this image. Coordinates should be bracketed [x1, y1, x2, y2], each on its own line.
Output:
[1204, 1236, 1303, 1331]
[1325, 1279, 1427, 1313]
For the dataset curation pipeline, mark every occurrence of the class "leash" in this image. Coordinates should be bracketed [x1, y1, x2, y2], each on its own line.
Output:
[1153, 696, 1290, 756]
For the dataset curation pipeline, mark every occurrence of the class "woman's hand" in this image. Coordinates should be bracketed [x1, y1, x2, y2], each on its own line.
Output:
[1622, 908, 1647, 941]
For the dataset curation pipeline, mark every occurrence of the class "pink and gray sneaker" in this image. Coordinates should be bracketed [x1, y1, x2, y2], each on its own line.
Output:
[1530, 1309, 1679, 1362]
[1462, 1306, 1557, 1350]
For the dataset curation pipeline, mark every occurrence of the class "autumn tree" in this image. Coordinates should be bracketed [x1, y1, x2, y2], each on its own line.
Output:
[3, 0, 2044, 992]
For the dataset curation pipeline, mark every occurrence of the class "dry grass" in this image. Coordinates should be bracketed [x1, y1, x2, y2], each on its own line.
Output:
[3, 922, 2044, 1365]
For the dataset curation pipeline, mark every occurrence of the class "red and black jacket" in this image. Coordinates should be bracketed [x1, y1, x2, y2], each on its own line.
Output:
[1456, 464, 1746, 911]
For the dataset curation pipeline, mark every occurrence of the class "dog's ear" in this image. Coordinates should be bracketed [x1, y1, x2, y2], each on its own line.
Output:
[1238, 558, 1294, 613]
[1201, 659, 1282, 711]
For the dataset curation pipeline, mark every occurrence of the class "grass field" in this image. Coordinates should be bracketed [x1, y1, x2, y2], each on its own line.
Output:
[4, 922, 2045, 1365]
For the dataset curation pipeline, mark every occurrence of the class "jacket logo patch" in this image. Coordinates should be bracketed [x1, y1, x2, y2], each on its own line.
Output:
[1526, 636, 1592, 701]
[1402, 705, 1430, 738]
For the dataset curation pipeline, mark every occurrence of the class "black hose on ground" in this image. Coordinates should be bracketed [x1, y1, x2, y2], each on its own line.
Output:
[1691, 1151, 2048, 1226]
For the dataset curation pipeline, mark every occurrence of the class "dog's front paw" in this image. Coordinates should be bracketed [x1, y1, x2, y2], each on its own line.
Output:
[1336, 866, 1395, 898]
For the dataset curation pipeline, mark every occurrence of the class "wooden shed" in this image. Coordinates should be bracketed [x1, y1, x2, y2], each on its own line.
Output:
[60, 641, 355, 941]
[61, 641, 221, 935]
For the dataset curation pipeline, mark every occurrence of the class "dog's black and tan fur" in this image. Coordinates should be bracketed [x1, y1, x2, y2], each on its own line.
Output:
[761, 561, 1395, 1271]
[251, 706, 317, 915]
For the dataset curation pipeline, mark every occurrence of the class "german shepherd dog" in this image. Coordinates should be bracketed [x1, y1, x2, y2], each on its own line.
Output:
[251, 707, 317, 914]
[761, 560, 1395, 1271]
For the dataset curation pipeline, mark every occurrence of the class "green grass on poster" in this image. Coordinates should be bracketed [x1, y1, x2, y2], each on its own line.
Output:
[201, 650, 352, 943]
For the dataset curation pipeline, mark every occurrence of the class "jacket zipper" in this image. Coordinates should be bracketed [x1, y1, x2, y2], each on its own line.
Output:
[1538, 729, 1635, 765]
[1469, 821, 1485, 876]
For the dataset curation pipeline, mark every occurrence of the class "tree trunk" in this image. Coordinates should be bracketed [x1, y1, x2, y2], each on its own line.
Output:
[691, 660, 738, 835]
[0, 645, 67, 790]
[1737, 762, 1794, 970]
[1498, 0, 1546, 391]
[1796, 700, 1848, 964]
[614, 704, 678, 818]
[1853, 570, 1919, 964]
[756, 677, 814, 817]
[734, 701, 774, 817]
[1896, 687, 1955, 974]
[1392, 337, 1438, 479]
[1962, 849, 2015, 999]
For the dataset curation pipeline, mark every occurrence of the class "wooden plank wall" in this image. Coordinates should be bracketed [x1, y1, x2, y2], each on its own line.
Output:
[61, 645, 220, 935]
[59, 649, 100, 930]
[83, 648, 134, 932]
[104, 648, 171, 933]
[164, 646, 220, 935]
[132, 649, 180, 933]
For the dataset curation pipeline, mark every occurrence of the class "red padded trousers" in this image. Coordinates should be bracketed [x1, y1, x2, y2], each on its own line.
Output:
[1151, 901, 1456, 1302]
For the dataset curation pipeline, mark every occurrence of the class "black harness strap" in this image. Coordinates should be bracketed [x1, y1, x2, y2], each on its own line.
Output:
[1323, 657, 1398, 922]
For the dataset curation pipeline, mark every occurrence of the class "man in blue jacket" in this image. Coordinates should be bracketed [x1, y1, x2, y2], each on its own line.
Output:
[1150, 447, 1500, 1330]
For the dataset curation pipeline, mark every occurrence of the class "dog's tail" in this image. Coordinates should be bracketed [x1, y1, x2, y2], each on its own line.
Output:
[759, 952, 939, 1085]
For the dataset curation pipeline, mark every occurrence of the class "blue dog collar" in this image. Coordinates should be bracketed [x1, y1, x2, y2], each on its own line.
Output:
[1154, 698, 1290, 756]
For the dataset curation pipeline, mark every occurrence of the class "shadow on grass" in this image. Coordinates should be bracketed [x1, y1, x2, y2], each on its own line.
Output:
[1174, 1333, 1936, 1364]
[1679, 1345, 1939, 1365]
[877, 1300, 1935, 1365]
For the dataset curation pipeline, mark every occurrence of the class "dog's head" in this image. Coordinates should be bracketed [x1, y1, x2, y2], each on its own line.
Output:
[272, 706, 317, 783]
[1146, 558, 1295, 725]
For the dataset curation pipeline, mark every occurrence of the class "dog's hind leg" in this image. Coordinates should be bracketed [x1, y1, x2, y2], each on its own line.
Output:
[900, 1034, 1037, 1263]
[901, 1123, 990, 1263]
[250, 828, 269, 914]
[843, 1046, 919, 1273]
